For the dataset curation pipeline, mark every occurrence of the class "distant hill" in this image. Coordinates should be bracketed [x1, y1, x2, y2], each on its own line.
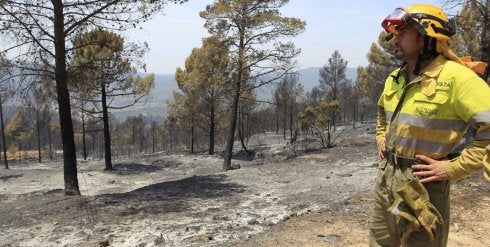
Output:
[113, 67, 358, 118]
[297, 67, 357, 92]
[255, 67, 357, 101]
[112, 73, 178, 119]
[3, 68, 358, 120]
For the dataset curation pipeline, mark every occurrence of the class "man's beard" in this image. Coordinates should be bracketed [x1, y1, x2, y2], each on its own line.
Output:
[394, 46, 404, 60]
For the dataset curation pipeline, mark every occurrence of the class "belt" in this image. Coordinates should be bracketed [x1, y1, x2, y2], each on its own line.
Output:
[383, 149, 423, 168]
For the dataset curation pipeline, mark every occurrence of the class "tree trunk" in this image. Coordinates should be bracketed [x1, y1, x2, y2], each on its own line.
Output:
[36, 108, 42, 163]
[238, 125, 251, 154]
[223, 34, 245, 171]
[48, 123, 53, 160]
[190, 114, 194, 154]
[224, 86, 239, 171]
[481, 0, 490, 82]
[275, 107, 279, 134]
[238, 105, 251, 155]
[209, 103, 215, 155]
[152, 121, 156, 153]
[352, 100, 357, 129]
[53, 0, 80, 195]
[289, 99, 293, 141]
[82, 104, 87, 160]
[139, 123, 144, 153]
[0, 95, 8, 169]
[283, 103, 287, 140]
[92, 133, 96, 159]
[18, 140, 21, 163]
[131, 121, 136, 147]
[101, 83, 112, 170]
[170, 126, 173, 152]
[327, 122, 333, 148]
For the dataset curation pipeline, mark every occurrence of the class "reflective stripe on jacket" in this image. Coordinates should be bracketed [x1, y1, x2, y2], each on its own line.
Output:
[376, 55, 490, 181]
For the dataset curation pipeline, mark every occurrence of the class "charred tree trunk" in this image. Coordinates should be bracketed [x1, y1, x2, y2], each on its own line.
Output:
[0, 95, 8, 169]
[101, 83, 112, 171]
[275, 107, 279, 134]
[223, 34, 245, 171]
[223, 77, 240, 170]
[139, 123, 144, 153]
[48, 123, 53, 160]
[36, 108, 42, 163]
[190, 114, 194, 154]
[289, 99, 293, 141]
[53, 0, 80, 195]
[238, 104, 251, 155]
[152, 121, 156, 153]
[81, 104, 87, 160]
[283, 103, 287, 140]
[209, 103, 215, 155]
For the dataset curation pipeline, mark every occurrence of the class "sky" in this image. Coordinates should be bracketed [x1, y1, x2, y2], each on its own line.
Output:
[125, 0, 450, 74]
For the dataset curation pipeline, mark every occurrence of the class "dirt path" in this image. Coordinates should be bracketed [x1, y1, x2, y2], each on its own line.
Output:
[229, 173, 490, 247]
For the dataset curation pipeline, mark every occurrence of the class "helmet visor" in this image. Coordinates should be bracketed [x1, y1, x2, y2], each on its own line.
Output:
[381, 7, 409, 33]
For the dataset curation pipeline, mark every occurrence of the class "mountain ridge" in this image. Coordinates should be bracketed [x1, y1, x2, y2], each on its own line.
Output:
[113, 67, 358, 118]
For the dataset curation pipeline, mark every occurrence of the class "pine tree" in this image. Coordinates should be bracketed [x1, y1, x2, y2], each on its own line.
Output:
[0, 0, 187, 195]
[70, 29, 154, 170]
[200, 0, 305, 171]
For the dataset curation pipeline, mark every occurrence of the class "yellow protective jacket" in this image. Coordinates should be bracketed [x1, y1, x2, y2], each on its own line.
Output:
[376, 55, 490, 181]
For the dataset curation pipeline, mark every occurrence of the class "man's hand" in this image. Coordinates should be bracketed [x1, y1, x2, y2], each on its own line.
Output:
[412, 154, 450, 183]
[378, 139, 386, 160]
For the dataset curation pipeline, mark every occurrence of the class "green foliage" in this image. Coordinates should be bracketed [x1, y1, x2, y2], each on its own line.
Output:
[170, 35, 231, 131]
[5, 110, 32, 144]
[70, 29, 154, 108]
[200, 0, 306, 88]
[319, 50, 348, 102]
[299, 100, 340, 148]
[201, 0, 306, 168]
[451, 1, 483, 58]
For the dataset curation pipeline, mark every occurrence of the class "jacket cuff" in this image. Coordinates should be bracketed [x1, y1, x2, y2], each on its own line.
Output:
[445, 160, 467, 181]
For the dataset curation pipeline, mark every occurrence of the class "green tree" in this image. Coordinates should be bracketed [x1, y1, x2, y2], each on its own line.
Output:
[70, 29, 154, 170]
[299, 101, 340, 149]
[5, 110, 32, 161]
[354, 66, 373, 124]
[0, 0, 187, 195]
[173, 36, 231, 155]
[445, 0, 489, 80]
[167, 90, 198, 153]
[452, 1, 483, 58]
[318, 50, 348, 126]
[200, 0, 305, 171]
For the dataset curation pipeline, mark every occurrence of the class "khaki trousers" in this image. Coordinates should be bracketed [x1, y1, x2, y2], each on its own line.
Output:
[369, 160, 450, 247]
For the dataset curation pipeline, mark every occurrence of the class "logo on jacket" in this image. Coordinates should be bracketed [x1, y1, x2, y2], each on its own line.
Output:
[416, 106, 439, 118]
[436, 81, 451, 89]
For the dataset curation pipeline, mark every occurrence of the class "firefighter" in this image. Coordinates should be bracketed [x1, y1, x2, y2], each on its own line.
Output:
[369, 4, 490, 247]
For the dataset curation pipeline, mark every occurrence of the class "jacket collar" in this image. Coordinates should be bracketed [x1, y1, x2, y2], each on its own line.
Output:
[420, 55, 447, 96]
[421, 54, 446, 78]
